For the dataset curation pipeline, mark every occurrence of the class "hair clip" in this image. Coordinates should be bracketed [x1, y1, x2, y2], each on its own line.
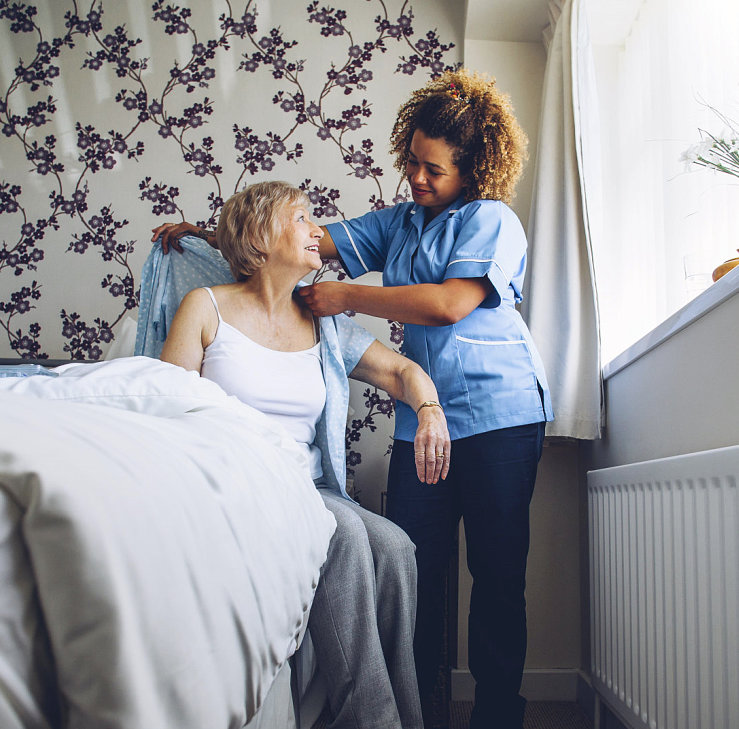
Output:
[449, 82, 469, 104]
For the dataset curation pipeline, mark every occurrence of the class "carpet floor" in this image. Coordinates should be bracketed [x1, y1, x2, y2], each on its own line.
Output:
[314, 700, 594, 729]
[449, 700, 594, 729]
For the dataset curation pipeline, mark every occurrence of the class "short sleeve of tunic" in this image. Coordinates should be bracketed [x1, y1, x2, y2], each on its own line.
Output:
[324, 204, 406, 277]
[444, 200, 528, 308]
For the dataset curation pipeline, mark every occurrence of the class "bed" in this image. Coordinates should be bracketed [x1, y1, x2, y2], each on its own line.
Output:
[0, 354, 335, 729]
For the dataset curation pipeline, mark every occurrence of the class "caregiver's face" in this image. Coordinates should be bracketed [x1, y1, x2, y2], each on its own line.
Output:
[406, 129, 466, 220]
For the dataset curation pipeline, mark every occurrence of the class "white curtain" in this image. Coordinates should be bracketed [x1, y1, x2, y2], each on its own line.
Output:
[522, 0, 603, 439]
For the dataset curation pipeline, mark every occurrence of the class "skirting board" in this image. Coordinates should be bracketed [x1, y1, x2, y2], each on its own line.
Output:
[451, 668, 580, 703]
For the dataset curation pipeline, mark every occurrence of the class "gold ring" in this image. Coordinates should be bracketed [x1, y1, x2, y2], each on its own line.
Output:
[436, 453, 445, 459]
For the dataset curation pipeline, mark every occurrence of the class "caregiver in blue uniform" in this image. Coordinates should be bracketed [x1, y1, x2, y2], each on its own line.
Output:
[153, 68, 553, 729]
[299, 70, 554, 729]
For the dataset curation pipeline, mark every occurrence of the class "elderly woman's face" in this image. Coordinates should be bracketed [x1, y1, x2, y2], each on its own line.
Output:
[271, 203, 323, 272]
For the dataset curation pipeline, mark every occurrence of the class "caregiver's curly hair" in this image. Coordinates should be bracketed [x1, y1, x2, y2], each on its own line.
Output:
[390, 69, 528, 204]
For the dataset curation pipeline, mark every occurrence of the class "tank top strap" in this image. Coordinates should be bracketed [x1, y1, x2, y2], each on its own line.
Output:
[202, 286, 222, 323]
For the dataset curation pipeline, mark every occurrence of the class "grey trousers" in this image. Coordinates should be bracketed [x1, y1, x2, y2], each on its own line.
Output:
[308, 488, 423, 729]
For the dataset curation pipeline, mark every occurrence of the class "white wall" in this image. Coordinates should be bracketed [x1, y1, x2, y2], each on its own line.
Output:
[464, 39, 546, 231]
[584, 271, 739, 471]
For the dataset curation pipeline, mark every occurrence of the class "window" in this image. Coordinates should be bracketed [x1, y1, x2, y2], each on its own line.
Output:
[588, 0, 739, 363]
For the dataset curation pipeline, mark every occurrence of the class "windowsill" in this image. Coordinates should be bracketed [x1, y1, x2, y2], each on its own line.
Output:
[602, 264, 739, 380]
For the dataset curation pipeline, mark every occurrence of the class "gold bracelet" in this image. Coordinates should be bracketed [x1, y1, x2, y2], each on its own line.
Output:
[196, 228, 216, 240]
[416, 400, 442, 414]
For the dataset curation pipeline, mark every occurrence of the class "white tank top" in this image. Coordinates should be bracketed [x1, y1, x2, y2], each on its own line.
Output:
[200, 287, 326, 479]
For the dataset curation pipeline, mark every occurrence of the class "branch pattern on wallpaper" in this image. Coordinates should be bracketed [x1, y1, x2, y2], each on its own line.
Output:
[0, 0, 456, 487]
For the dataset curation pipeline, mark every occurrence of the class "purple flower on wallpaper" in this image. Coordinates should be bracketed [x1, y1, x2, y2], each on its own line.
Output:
[344, 385, 396, 478]
[232, 125, 302, 175]
[389, 320, 404, 346]
[300, 179, 342, 222]
[0, 277, 44, 358]
[377, 399, 394, 415]
[152, 1, 192, 36]
[139, 178, 182, 216]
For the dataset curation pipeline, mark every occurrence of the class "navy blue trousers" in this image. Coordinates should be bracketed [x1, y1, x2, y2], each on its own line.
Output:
[386, 421, 545, 729]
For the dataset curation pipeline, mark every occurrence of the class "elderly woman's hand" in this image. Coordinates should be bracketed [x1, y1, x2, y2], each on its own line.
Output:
[348, 340, 450, 485]
[413, 404, 451, 484]
[151, 221, 202, 254]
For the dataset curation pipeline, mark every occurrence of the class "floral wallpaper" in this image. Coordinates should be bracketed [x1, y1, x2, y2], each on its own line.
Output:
[0, 0, 461, 508]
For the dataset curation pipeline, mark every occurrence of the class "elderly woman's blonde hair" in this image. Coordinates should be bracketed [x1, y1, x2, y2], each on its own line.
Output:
[216, 181, 309, 280]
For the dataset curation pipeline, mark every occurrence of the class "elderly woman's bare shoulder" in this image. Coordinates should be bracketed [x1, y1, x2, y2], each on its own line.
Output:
[182, 283, 240, 304]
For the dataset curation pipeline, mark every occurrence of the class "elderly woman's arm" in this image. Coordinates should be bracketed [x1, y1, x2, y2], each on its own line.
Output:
[159, 288, 214, 371]
[349, 340, 450, 485]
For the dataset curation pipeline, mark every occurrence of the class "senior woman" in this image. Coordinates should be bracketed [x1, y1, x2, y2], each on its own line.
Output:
[159, 181, 450, 729]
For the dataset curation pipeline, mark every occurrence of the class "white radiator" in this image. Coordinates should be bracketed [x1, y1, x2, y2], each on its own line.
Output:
[588, 445, 738, 729]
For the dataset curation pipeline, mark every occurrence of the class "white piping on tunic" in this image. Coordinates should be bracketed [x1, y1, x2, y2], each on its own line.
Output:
[447, 257, 507, 280]
[456, 335, 526, 346]
[338, 220, 369, 273]
[448, 256, 494, 265]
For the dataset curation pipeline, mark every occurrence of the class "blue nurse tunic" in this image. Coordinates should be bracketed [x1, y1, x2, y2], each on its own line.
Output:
[325, 196, 554, 441]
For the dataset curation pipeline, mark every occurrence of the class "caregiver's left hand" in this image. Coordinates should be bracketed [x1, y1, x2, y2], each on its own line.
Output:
[298, 282, 350, 317]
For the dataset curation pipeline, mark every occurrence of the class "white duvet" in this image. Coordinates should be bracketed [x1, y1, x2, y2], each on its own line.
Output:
[0, 356, 336, 729]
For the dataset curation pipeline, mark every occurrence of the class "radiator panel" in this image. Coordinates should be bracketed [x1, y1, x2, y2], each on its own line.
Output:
[588, 446, 738, 729]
